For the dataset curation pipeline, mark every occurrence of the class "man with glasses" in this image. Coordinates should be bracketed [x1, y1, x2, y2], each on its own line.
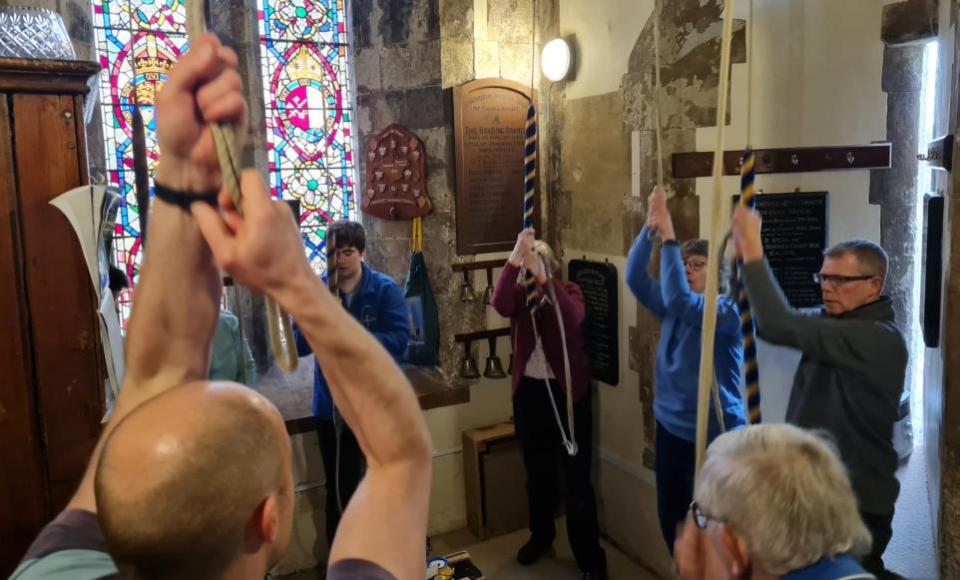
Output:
[626, 186, 745, 555]
[731, 206, 907, 579]
[674, 424, 874, 579]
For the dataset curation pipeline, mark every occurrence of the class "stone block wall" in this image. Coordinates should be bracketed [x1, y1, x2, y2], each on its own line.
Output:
[353, 0, 558, 376]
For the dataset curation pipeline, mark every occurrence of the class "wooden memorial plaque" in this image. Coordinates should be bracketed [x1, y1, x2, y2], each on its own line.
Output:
[362, 124, 432, 220]
[454, 79, 539, 255]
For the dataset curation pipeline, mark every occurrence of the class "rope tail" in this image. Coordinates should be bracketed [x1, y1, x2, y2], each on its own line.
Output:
[523, 103, 577, 457]
[327, 231, 339, 299]
[523, 105, 539, 315]
[738, 149, 761, 424]
[186, 0, 297, 373]
[694, 0, 736, 483]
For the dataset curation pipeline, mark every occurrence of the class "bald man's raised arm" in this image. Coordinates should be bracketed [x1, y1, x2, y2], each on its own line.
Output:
[275, 274, 431, 580]
[194, 164, 431, 577]
[66, 35, 243, 513]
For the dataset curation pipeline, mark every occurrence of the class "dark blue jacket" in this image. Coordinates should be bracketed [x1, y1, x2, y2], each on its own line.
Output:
[783, 554, 873, 579]
[294, 262, 410, 420]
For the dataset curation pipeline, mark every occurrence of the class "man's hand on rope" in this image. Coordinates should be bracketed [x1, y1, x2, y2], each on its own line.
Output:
[155, 33, 246, 193]
[193, 170, 313, 302]
[731, 205, 764, 264]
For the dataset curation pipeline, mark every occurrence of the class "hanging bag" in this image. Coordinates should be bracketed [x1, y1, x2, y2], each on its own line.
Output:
[403, 217, 440, 366]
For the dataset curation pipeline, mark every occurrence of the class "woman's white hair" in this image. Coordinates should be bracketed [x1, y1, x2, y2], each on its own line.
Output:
[533, 240, 561, 278]
[696, 424, 872, 576]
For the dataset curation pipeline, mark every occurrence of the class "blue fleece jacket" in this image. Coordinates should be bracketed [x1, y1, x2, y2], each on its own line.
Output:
[294, 262, 410, 420]
[626, 227, 746, 442]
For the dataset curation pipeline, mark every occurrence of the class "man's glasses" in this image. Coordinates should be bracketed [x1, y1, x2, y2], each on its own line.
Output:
[813, 273, 876, 285]
[689, 501, 714, 529]
[684, 260, 708, 272]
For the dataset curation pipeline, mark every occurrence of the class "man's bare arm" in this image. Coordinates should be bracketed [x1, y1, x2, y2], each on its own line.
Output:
[194, 172, 431, 580]
[67, 35, 245, 512]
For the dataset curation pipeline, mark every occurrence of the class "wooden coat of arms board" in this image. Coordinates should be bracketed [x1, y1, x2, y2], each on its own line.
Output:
[362, 124, 432, 220]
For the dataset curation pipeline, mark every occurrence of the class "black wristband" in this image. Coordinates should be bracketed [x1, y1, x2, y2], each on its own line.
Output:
[662, 239, 680, 246]
[154, 182, 219, 211]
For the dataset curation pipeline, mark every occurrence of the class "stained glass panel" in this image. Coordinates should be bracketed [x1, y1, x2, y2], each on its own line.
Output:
[259, 0, 355, 268]
[259, 0, 345, 44]
[93, 0, 187, 327]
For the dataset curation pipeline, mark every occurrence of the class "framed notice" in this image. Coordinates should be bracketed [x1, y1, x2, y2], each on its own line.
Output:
[741, 192, 829, 308]
[568, 259, 619, 386]
[453, 79, 539, 255]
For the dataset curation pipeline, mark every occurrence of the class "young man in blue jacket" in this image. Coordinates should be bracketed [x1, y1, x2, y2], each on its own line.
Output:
[294, 220, 410, 546]
[626, 186, 746, 555]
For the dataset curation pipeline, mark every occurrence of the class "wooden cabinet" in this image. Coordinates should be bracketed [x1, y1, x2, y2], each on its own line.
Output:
[462, 422, 529, 540]
[0, 57, 104, 575]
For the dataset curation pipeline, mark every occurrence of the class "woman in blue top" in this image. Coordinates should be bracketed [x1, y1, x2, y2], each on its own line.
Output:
[625, 186, 746, 554]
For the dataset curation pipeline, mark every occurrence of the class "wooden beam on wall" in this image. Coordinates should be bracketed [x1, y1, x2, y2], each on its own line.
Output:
[671, 143, 892, 178]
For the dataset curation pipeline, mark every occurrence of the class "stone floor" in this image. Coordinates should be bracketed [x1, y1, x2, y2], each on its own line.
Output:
[278, 518, 660, 580]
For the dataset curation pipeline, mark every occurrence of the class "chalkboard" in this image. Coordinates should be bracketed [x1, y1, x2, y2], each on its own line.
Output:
[567, 260, 619, 386]
[747, 192, 829, 308]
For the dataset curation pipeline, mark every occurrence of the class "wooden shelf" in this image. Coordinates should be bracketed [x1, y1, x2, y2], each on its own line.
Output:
[454, 327, 511, 343]
[451, 259, 508, 272]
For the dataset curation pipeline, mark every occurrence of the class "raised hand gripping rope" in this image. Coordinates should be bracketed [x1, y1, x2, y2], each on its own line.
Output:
[185, 1, 298, 373]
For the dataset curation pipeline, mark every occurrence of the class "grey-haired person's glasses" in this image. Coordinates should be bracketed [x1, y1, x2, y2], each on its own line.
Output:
[689, 501, 714, 529]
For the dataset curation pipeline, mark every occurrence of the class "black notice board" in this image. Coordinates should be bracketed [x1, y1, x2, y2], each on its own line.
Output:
[921, 194, 944, 348]
[747, 192, 829, 308]
[567, 260, 619, 386]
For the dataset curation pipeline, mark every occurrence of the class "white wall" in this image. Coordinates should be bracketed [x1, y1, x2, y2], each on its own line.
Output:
[695, 0, 887, 422]
[558, 0, 654, 100]
[548, 0, 890, 574]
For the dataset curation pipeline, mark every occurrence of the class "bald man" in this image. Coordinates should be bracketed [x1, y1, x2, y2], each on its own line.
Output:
[12, 32, 430, 580]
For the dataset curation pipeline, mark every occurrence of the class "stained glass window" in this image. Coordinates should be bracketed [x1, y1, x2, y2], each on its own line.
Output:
[92, 0, 187, 325]
[258, 0, 355, 265]
[92, 0, 355, 327]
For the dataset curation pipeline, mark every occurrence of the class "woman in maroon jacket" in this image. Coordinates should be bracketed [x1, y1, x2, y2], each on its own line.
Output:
[491, 228, 606, 580]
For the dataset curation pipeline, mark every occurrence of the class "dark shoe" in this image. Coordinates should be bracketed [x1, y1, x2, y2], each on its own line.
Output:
[516, 536, 553, 565]
[581, 548, 608, 580]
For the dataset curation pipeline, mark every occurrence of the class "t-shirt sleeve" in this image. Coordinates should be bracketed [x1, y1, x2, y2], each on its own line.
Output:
[326, 559, 397, 580]
[10, 510, 119, 580]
